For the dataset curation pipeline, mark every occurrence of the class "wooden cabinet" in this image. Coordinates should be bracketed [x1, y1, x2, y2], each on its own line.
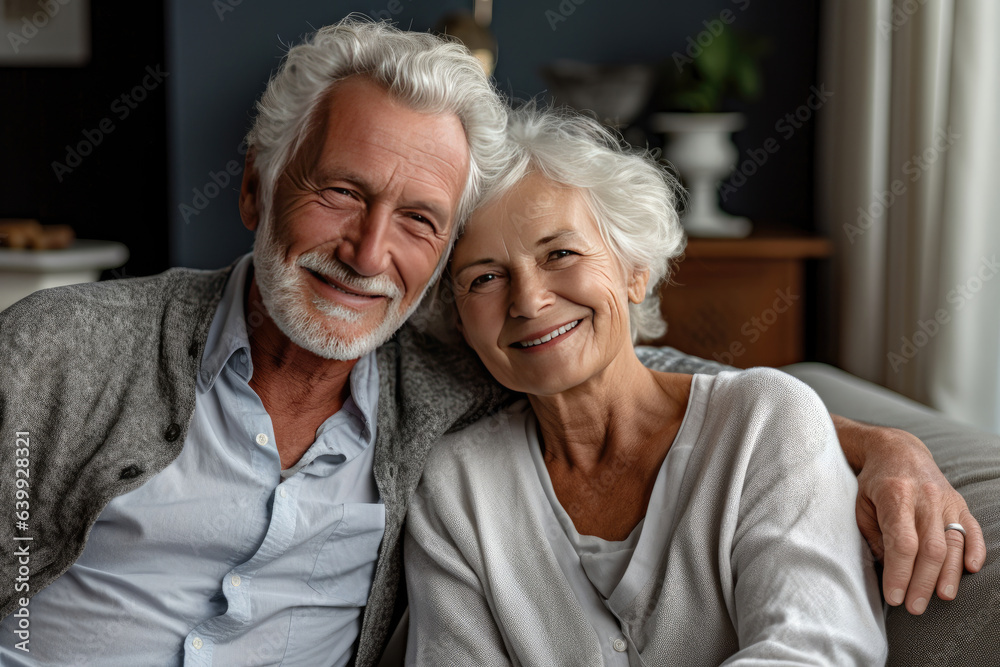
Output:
[643, 229, 832, 368]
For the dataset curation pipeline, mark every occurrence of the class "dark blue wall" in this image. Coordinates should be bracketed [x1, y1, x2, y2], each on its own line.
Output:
[168, 0, 820, 269]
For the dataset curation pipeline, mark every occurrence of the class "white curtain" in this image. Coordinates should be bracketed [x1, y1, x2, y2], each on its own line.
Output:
[818, 0, 1000, 433]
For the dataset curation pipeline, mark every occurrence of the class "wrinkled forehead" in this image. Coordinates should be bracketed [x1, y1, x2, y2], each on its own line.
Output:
[288, 75, 470, 177]
[454, 174, 606, 265]
[464, 173, 589, 233]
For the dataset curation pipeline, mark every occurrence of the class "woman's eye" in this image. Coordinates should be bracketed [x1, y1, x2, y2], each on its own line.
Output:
[469, 273, 498, 288]
[549, 249, 575, 261]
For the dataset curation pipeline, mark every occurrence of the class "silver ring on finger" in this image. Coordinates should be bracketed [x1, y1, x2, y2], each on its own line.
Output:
[944, 522, 967, 538]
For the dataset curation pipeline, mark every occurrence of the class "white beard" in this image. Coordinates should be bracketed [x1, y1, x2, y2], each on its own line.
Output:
[252, 215, 423, 361]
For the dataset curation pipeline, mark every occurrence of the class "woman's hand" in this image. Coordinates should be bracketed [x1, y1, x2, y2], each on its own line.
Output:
[832, 416, 986, 614]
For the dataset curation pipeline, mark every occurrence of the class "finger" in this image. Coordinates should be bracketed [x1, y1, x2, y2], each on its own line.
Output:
[936, 528, 966, 600]
[958, 507, 987, 573]
[904, 524, 948, 615]
[873, 490, 918, 607]
[855, 495, 885, 562]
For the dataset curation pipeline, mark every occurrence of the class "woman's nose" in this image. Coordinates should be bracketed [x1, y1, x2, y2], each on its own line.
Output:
[508, 271, 553, 319]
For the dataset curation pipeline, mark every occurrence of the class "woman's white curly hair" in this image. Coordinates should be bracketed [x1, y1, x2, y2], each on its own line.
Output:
[415, 103, 686, 343]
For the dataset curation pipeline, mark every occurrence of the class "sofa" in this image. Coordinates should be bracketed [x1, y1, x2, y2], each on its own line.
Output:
[782, 362, 1000, 665]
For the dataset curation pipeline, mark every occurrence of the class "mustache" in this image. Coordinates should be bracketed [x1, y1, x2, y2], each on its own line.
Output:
[296, 252, 402, 300]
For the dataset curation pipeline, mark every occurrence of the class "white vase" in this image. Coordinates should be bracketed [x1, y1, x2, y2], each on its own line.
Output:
[652, 112, 751, 238]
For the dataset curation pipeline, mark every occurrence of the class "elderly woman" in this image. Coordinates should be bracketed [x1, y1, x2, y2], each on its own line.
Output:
[402, 105, 887, 665]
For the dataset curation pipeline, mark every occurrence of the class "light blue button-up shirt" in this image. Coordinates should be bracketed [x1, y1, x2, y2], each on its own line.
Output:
[0, 255, 384, 666]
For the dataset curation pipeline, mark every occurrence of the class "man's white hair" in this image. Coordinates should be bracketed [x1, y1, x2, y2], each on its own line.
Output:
[245, 16, 508, 231]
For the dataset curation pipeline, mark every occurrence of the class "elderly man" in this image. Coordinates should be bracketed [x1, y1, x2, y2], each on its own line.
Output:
[0, 18, 985, 667]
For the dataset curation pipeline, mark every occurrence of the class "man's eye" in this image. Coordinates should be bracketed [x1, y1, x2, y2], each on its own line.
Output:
[326, 188, 355, 198]
[398, 211, 441, 235]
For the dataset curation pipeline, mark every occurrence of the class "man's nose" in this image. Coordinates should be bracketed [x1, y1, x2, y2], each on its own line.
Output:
[508, 270, 553, 319]
[338, 206, 392, 277]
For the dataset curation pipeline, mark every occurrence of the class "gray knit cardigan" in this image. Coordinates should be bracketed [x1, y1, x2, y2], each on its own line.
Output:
[0, 265, 718, 665]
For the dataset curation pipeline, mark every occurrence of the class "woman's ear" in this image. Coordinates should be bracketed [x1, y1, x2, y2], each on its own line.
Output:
[628, 268, 651, 304]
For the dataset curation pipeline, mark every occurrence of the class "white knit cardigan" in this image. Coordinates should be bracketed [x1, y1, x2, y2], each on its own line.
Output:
[404, 368, 887, 666]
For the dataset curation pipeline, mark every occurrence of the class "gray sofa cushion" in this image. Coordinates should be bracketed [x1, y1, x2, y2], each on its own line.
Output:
[783, 362, 1000, 665]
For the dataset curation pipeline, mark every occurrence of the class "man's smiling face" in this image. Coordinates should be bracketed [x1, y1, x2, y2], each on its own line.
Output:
[247, 76, 470, 360]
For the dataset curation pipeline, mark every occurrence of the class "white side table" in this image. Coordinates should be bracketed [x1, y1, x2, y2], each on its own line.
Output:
[0, 240, 129, 311]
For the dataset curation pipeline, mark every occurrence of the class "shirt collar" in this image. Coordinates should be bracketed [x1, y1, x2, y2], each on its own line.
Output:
[342, 349, 379, 440]
[199, 254, 254, 392]
[284, 350, 380, 479]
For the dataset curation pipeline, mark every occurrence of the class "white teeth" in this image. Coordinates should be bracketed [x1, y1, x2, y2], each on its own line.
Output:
[319, 275, 353, 294]
[322, 278, 360, 296]
[332, 283, 361, 296]
[517, 320, 579, 348]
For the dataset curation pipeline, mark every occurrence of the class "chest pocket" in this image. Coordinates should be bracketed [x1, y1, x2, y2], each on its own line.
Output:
[307, 502, 386, 605]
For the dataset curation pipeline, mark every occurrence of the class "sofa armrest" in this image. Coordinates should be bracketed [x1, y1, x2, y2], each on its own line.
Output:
[782, 362, 1000, 666]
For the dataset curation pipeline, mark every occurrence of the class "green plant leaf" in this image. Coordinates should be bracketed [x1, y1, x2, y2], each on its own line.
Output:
[730, 57, 762, 101]
[673, 89, 713, 113]
[695, 29, 733, 85]
[660, 24, 767, 112]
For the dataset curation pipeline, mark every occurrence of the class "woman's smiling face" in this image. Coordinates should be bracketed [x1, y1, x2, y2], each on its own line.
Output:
[451, 173, 648, 396]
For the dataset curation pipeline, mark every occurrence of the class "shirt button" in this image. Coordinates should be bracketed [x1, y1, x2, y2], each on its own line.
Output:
[231, 574, 241, 587]
[240, 352, 248, 364]
[279, 487, 287, 498]
[192, 638, 204, 650]
[255, 433, 268, 446]
[164, 423, 181, 442]
[612, 638, 627, 653]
